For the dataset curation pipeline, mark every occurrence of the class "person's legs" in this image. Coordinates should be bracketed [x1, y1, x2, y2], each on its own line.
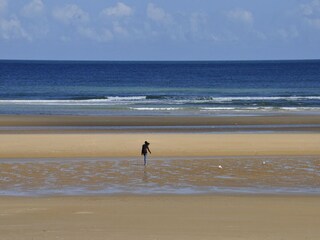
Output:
[144, 153, 147, 166]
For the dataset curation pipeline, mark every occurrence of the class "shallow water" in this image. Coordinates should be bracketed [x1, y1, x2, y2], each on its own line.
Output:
[0, 156, 319, 196]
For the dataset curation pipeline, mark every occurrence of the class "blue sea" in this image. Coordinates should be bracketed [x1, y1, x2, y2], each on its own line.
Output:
[1, 60, 320, 116]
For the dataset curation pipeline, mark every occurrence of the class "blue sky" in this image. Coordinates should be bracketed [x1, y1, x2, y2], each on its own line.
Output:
[0, 0, 319, 60]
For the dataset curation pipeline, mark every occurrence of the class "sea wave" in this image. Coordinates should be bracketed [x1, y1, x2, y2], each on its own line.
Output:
[130, 106, 320, 112]
[200, 107, 320, 112]
[130, 107, 183, 111]
[106, 96, 147, 101]
[211, 96, 320, 102]
[0, 96, 148, 105]
[1, 95, 320, 103]
[176, 96, 320, 103]
[1, 95, 320, 107]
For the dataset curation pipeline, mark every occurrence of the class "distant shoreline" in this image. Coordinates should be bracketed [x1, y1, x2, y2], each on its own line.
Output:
[1, 114, 320, 126]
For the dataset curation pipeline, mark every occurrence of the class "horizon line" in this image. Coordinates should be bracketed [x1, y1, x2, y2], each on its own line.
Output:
[1, 58, 320, 63]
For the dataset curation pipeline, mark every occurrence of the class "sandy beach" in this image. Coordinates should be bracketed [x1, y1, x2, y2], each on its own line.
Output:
[0, 115, 320, 239]
[0, 132, 320, 158]
[0, 195, 319, 240]
[1, 115, 320, 158]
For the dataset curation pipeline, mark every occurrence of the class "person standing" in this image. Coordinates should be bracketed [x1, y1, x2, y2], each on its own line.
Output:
[141, 141, 151, 166]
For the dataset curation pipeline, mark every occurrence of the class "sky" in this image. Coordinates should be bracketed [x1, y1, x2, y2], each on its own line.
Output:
[0, 0, 320, 60]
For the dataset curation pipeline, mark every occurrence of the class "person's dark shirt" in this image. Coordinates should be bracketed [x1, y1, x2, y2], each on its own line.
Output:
[141, 144, 150, 155]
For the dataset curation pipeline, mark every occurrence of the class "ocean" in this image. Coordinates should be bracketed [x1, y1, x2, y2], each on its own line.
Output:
[1, 60, 320, 116]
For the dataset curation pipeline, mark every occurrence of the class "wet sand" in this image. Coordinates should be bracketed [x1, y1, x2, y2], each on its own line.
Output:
[0, 156, 319, 196]
[0, 195, 319, 240]
[1, 114, 320, 126]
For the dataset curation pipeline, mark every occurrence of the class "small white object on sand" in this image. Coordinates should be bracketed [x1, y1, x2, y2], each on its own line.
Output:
[218, 165, 223, 169]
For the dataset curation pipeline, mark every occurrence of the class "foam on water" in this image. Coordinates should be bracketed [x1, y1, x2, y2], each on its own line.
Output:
[1, 95, 320, 104]
[1, 96, 320, 116]
[130, 107, 183, 111]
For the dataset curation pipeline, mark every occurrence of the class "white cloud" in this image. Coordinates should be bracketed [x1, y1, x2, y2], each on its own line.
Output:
[277, 26, 299, 39]
[0, 0, 7, 14]
[226, 9, 254, 25]
[307, 18, 320, 29]
[185, 12, 216, 41]
[300, 0, 320, 16]
[189, 12, 208, 35]
[0, 16, 31, 40]
[22, 0, 44, 17]
[102, 2, 133, 18]
[147, 3, 171, 24]
[301, 4, 313, 16]
[53, 4, 89, 25]
[300, 0, 320, 29]
[78, 26, 113, 42]
[112, 21, 128, 35]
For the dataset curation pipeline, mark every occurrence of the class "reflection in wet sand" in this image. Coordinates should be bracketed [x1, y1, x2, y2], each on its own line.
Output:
[0, 156, 319, 196]
[143, 168, 149, 183]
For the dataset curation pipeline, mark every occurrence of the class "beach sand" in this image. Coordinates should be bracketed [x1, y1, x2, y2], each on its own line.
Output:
[0, 114, 320, 158]
[0, 115, 320, 239]
[0, 133, 320, 158]
[0, 195, 319, 240]
[1, 114, 320, 126]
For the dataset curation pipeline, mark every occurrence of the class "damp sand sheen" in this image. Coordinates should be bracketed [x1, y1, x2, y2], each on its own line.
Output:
[0, 115, 319, 239]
